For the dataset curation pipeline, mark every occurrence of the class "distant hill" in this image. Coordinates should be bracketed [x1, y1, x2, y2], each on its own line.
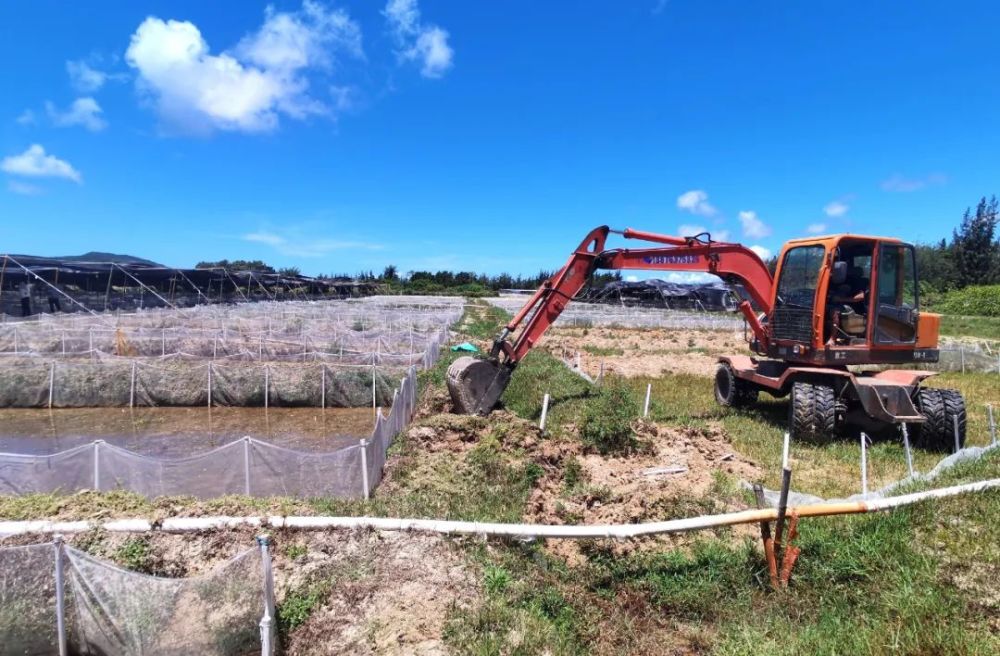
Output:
[49, 252, 164, 267]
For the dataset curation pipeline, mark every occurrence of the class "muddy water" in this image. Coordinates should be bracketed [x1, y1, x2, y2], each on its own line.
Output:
[0, 406, 379, 456]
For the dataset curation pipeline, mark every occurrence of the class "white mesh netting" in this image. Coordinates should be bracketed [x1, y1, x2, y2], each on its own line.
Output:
[0, 297, 459, 408]
[0, 541, 264, 655]
[0, 367, 419, 499]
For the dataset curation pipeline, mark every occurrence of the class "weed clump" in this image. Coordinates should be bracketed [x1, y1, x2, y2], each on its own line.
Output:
[579, 378, 638, 454]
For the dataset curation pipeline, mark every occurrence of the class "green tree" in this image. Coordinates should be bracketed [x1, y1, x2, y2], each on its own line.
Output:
[952, 196, 999, 287]
[381, 264, 398, 281]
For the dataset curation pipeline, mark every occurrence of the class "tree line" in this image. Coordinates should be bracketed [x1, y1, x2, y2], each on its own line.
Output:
[915, 195, 999, 292]
[198, 196, 999, 296]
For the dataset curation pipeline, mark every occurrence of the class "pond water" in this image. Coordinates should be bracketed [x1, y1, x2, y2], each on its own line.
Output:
[0, 406, 380, 456]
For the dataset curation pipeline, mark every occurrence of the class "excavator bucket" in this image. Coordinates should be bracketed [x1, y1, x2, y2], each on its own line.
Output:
[446, 356, 512, 415]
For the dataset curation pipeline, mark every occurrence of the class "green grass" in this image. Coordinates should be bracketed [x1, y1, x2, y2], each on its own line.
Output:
[939, 313, 1000, 341]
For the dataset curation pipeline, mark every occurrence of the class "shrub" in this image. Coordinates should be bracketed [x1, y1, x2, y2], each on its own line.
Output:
[579, 378, 637, 454]
[934, 284, 1000, 317]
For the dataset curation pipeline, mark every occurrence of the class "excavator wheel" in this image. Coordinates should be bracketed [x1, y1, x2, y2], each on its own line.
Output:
[446, 356, 512, 415]
[714, 363, 758, 408]
[789, 382, 837, 444]
[911, 387, 966, 452]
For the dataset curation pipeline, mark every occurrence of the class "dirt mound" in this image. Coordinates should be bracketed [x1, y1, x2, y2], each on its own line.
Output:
[406, 409, 541, 454]
[526, 421, 761, 565]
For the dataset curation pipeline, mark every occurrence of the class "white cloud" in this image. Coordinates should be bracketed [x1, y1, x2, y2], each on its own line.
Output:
[66, 60, 109, 93]
[624, 275, 639, 282]
[660, 272, 718, 284]
[881, 173, 947, 193]
[243, 227, 383, 258]
[15, 109, 36, 125]
[384, 0, 454, 78]
[7, 180, 43, 196]
[677, 224, 729, 241]
[46, 97, 107, 131]
[806, 223, 827, 235]
[738, 210, 771, 239]
[678, 223, 706, 236]
[1, 144, 82, 183]
[823, 201, 848, 217]
[125, 1, 362, 134]
[750, 245, 772, 260]
[676, 189, 717, 217]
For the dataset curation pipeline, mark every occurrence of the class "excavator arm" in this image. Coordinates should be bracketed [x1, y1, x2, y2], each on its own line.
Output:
[447, 225, 775, 414]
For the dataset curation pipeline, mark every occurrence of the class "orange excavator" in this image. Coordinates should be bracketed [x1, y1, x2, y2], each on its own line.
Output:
[447, 226, 965, 450]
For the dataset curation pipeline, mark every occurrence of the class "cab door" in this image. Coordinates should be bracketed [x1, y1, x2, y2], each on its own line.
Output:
[872, 244, 919, 345]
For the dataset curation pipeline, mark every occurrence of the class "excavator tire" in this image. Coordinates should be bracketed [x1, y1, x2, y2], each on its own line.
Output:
[446, 356, 512, 416]
[789, 382, 836, 444]
[911, 387, 966, 452]
[714, 363, 758, 408]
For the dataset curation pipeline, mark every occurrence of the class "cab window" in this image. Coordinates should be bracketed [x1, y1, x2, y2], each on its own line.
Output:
[875, 245, 918, 343]
[776, 245, 825, 308]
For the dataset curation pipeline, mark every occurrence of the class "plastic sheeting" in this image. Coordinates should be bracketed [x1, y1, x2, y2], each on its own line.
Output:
[0, 542, 263, 656]
[0, 367, 421, 499]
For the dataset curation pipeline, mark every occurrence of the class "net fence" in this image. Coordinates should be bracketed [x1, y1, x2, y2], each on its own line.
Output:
[0, 367, 420, 499]
[0, 296, 457, 408]
[0, 359, 405, 408]
[0, 541, 264, 655]
[485, 296, 744, 331]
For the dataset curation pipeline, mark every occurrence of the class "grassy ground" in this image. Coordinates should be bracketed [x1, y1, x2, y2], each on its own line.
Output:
[2, 300, 998, 654]
[437, 303, 1000, 654]
[940, 313, 1000, 341]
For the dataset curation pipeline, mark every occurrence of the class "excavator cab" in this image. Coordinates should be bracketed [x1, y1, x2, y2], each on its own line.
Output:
[766, 235, 937, 365]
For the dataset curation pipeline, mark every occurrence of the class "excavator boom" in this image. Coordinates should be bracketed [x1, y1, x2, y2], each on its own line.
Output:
[447, 225, 774, 414]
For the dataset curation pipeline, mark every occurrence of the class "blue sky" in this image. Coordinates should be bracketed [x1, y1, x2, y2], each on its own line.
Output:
[2, 1, 999, 278]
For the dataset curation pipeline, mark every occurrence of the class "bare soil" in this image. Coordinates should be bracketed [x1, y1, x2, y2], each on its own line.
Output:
[542, 326, 747, 378]
[526, 420, 760, 565]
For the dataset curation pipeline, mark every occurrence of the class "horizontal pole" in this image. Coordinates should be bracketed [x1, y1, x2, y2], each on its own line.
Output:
[1, 478, 996, 539]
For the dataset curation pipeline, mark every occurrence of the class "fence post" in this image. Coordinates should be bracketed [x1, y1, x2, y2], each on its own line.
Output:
[960, 345, 965, 374]
[53, 535, 67, 656]
[860, 432, 869, 496]
[372, 366, 377, 415]
[264, 365, 269, 409]
[128, 361, 136, 408]
[952, 414, 961, 453]
[243, 437, 252, 496]
[256, 535, 276, 656]
[360, 439, 370, 499]
[989, 404, 997, 446]
[539, 393, 550, 431]
[643, 383, 652, 418]
[93, 440, 101, 490]
[49, 362, 55, 409]
[207, 363, 212, 408]
[900, 423, 915, 478]
[13, 326, 17, 354]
